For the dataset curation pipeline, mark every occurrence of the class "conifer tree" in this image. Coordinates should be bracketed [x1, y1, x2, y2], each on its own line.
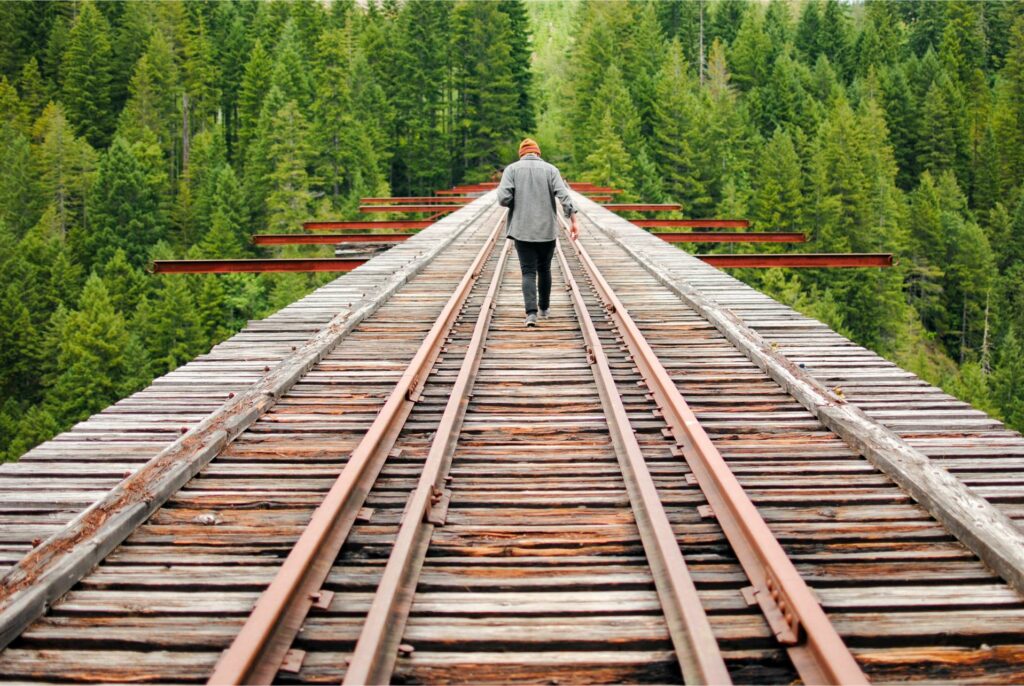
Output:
[751, 128, 803, 233]
[78, 136, 167, 270]
[138, 275, 206, 375]
[496, 0, 534, 133]
[582, 108, 634, 191]
[993, 328, 1024, 428]
[31, 103, 97, 240]
[45, 274, 141, 425]
[651, 42, 709, 208]
[265, 100, 313, 233]
[236, 38, 273, 164]
[60, 2, 115, 147]
[17, 58, 49, 120]
[730, 6, 771, 92]
[117, 32, 180, 157]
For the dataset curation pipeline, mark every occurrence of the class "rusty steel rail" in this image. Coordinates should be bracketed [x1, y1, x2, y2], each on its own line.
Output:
[567, 227, 869, 685]
[206, 211, 507, 685]
[359, 205, 462, 214]
[151, 258, 367, 274]
[553, 236, 732, 685]
[654, 232, 805, 243]
[304, 220, 431, 230]
[252, 234, 412, 245]
[344, 238, 513, 685]
[633, 219, 749, 228]
[700, 253, 894, 268]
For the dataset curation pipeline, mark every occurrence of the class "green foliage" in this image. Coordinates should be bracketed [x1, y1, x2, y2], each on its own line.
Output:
[3, 0, 1024, 462]
[61, 2, 115, 147]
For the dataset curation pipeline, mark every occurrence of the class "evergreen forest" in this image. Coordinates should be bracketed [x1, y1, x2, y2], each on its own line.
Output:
[0, 0, 1023, 462]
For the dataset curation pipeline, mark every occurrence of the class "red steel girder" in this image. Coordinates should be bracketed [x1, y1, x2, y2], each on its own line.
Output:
[304, 220, 430, 230]
[359, 205, 460, 213]
[253, 234, 412, 245]
[699, 253, 894, 268]
[654, 232, 805, 243]
[604, 203, 682, 212]
[360, 196, 474, 204]
[634, 219, 750, 229]
[152, 258, 367, 274]
[571, 185, 623, 194]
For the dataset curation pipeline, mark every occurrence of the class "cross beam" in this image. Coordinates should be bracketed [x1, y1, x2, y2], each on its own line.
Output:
[654, 232, 805, 243]
[304, 220, 430, 230]
[604, 203, 682, 212]
[253, 234, 412, 245]
[698, 253, 894, 268]
[634, 219, 749, 229]
[360, 197, 474, 204]
[152, 258, 368, 274]
[359, 205, 460, 213]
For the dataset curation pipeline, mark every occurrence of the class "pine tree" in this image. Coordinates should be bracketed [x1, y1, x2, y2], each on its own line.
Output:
[60, 2, 115, 147]
[496, 0, 534, 133]
[651, 42, 710, 210]
[992, 327, 1024, 430]
[917, 75, 963, 178]
[751, 128, 803, 233]
[182, 12, 222, 129]
[0, 81, 38, 236]
[77, 136, 167, 270]
[991, 17, 1024, 196]
[17, 58, 49, 120]
[582, 108, 634, 191]
[196, 166, 248, 259]
[45, 274, 141, 425]
[730, 6, 772, 92]
[31, 102, 97, 240]
[99, 248, 148, 314]
[116, 32, 181, 157]
[236, 38, 273, 164]
[265, 100, 314, 233]
[138, 275, 206, 375]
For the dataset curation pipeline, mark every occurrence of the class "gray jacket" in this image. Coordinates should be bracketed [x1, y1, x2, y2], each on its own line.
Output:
[496, 153, 576, 242]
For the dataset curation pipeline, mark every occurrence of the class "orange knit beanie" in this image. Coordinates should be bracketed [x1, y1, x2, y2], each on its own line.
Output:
[518, 138, 541, 157]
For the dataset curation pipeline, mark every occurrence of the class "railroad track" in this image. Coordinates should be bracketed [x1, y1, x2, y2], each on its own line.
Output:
[1, 193, 1024, 684]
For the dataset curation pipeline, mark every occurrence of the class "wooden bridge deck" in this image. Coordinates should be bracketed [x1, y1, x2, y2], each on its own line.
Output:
[1, 192, 1023, 684]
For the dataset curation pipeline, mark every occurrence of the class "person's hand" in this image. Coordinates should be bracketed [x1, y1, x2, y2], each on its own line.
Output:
[570, 216, 580, 241]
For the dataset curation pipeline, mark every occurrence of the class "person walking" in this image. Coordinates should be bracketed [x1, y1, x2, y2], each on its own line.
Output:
[496, 138, 581, 327]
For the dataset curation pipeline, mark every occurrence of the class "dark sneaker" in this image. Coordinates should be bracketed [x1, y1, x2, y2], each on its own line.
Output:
[538, 309, 550, 320]
[525, 313, 537, 327]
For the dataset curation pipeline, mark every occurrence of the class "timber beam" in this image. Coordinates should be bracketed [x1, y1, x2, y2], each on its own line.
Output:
[304, 220, 430, 230]
[152, 258, 368, 274]
[654, 232, 805, 243]
[634, 219, 750, 229]
[699, 253, 894, 268]
[253, 234, 412, 245]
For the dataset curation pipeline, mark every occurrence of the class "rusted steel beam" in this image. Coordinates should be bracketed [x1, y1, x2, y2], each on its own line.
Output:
[152, 259, 367, 274]
[654, 232, 805, 243]
[361, 196, 474, 205]
[554, 238, 732, 685]
[699, 253, 894, 268]
[344, 239, 513, 686]
[304, 220, 430, 230]
[253, 234, 412, 245]
[567, 223, 869, 685]
[633, 219, 749, 228]
[572, 185, 623, 194]
[436, 189, 480, 195]
[359, 205, 460, 213]
[604, 203, 682, 212]
[207, 212, 507, 685]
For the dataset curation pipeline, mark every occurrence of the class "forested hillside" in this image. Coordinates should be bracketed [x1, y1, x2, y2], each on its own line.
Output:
[0, 0, 532, 460]
[532, 0, 1024, 435]
[0, 0, 1022, 462]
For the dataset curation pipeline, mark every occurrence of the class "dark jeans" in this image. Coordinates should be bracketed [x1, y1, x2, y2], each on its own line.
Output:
[513, 239, 556, 314]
